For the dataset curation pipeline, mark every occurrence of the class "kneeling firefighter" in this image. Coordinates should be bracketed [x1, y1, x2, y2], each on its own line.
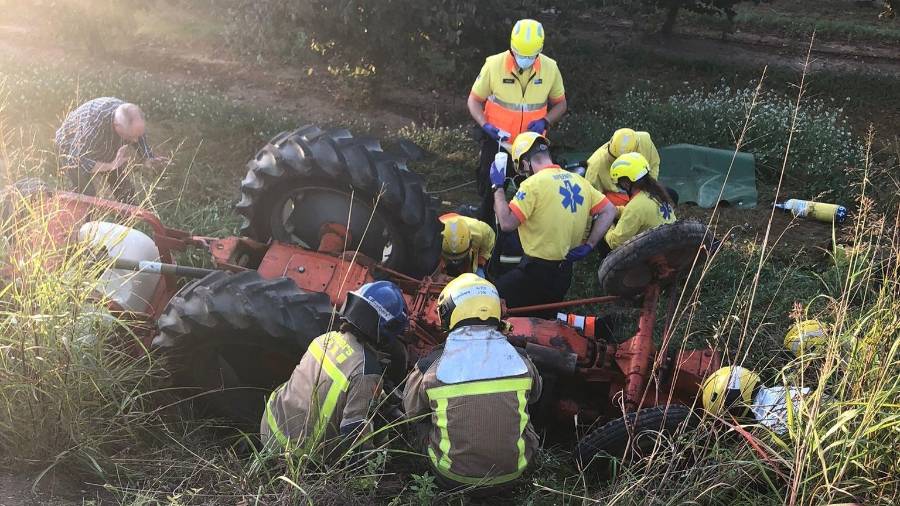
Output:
[597, 152, 676, 262]
[261, 281, 409, 458]
[439, 213, 496, 278]
[403, 274, 542, 490]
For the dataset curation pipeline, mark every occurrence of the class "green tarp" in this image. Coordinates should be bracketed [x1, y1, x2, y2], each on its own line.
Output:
[557, 144, 758, 209]
[657, 144, 757, 209]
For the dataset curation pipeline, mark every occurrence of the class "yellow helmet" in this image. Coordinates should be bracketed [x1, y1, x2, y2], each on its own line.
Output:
[609, 128, 638, 158]
[440, 216, 473, 272]
[511, 132, 549, 172]
[437, 273, 502, 332]
[610, 152, 650, 183]
[784, 320, 829, 357]
[510, 19, 544, 57]
[701, 366, 760, 417]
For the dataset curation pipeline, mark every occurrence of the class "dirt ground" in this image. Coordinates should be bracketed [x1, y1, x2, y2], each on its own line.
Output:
[0, 471, 111, 506]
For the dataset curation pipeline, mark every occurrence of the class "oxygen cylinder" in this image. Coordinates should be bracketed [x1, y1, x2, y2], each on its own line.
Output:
[775, 199, 848, 224]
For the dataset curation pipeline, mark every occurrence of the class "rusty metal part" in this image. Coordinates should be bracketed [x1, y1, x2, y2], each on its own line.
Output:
[317, 223, 352, 255]
[255, 242, 373, 307]
[615, 284, 660, 412]
[505, 295, 621, 315]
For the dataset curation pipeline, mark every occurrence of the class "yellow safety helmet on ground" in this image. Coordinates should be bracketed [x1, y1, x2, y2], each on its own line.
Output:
[437, 273, 502, 332]
[784, 320, 829, 357]
[610, 152, 650, 183]
[608, 128, 638, 158]
[511, 132, 549, 172]
[510, 19, 544, 57]
[441, 216, 472, 268]
[701, 366, 760, 417]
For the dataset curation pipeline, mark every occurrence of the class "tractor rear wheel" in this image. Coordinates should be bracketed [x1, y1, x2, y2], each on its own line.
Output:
[235, 125, 442, 279]
[153, 270, 334, 428]
[598, 221, 713, 298]
[575, 404, 694, 475]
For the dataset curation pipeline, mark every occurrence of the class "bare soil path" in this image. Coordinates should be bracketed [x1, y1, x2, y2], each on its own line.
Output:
[574, 18, 900, 79]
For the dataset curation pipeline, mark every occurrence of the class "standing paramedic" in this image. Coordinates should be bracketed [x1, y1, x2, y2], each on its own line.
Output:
[467, 19, 567, 223]
[490, 132, 617, 316]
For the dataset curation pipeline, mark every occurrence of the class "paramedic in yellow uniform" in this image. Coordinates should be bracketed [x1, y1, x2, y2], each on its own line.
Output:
[585, 128, 662, 206]
[597, 152, 677, 262]
[490, 132, 616, 317]
[468, 19, 567, 223]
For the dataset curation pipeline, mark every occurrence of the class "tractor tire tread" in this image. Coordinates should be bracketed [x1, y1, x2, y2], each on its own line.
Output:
[575, 404, 694, 464]
[598, 221, 712, 298]
[235, 124, 441, 278]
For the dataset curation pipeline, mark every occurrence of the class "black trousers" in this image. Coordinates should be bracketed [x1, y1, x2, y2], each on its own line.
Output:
[475, 138, 514, 224]
[495, 256, 573, 319]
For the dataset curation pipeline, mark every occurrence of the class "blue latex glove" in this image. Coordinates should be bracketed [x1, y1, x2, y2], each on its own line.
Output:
[482, 123, 503, 141]
[565, 243, 593, 262]
[489, 160, 506, 188]
[475, 267, 486, 279]
[527, 118, 549, 134]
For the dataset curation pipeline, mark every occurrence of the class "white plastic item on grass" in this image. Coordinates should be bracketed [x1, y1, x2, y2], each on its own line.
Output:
[751, 386, 811, 435]
[78, 221, 161, 313]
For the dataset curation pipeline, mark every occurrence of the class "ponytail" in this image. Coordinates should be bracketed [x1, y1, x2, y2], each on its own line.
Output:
[633, 175, 674, 207]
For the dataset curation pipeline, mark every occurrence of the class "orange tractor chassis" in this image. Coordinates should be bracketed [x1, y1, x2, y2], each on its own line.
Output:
[39, 192, 720, 424]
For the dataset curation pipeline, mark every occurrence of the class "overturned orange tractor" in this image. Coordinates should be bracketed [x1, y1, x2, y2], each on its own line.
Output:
[5, 125, 720, 460]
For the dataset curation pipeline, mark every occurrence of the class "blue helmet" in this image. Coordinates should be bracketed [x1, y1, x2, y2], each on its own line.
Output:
[340, 281, 409, 344]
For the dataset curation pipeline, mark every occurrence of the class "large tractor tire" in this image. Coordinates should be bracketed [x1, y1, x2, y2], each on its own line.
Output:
[235, 125, 442, 279]
[598, 221, 713, 298]
[153, 270, 334, 427]
[575, 404, 694, 474]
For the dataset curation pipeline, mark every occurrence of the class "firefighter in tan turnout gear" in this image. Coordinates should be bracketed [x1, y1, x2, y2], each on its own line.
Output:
[261, 281, 409, 458]
[403, 273, 542, 490]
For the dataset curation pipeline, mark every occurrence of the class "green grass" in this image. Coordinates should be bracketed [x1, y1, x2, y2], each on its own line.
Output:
[733, 9, 900, 43]
[669, 2, 900, 44]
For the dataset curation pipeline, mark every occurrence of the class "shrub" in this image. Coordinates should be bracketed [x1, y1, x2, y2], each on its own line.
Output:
[224, 0, 522, 82]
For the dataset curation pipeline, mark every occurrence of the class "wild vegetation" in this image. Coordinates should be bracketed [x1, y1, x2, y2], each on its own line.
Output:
[0, 0, 898, 504]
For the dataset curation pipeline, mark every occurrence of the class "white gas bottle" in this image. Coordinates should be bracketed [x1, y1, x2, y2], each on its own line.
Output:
[78, 221, 161, 313]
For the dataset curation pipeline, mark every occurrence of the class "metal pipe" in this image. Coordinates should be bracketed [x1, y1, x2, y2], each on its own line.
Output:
[505, 295, 620, 315]
[112, 258, 215, 279]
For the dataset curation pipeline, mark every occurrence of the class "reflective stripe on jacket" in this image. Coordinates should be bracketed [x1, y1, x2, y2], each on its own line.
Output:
[470, 52, 565, 139]
[403, 327, 542, 487]
[261, 331, 383, 454]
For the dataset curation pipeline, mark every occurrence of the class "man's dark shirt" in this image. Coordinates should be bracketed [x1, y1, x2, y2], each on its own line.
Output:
[55, 97, 153, 176]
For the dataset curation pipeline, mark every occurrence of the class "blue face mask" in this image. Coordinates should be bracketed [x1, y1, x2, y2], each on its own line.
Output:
[515, 55, 537, 70]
